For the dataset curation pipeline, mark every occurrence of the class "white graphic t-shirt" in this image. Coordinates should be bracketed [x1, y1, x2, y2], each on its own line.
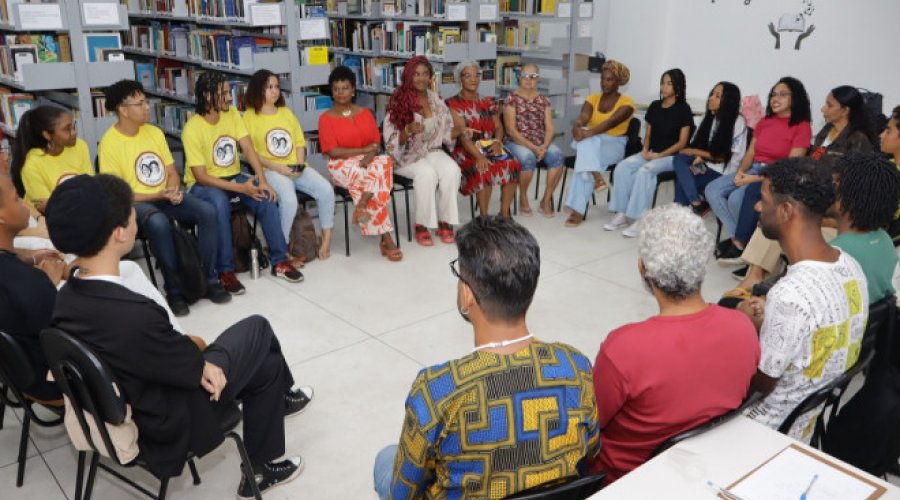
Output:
[744, 250, 869, 440]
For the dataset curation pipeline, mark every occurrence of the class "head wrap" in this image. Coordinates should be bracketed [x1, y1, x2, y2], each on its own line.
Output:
[602, 60, 630, 86]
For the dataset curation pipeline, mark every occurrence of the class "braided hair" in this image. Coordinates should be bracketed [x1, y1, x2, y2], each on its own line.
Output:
[835, 153, 900, 231]
[195, 71, 229, 115]
[387, 56, 431, 131]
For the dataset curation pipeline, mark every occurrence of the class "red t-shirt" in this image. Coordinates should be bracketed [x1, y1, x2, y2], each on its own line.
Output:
[590, 305, 760, 482]
[753, 115, 812, 164]
[317, 108, 381, 154]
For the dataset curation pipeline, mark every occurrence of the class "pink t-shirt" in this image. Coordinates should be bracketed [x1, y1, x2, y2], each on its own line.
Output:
[753, 115, 812, 164]
[590, 305, 760, 482]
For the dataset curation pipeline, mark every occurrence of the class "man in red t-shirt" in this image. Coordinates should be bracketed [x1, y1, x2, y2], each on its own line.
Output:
[591, 205, 760, 482]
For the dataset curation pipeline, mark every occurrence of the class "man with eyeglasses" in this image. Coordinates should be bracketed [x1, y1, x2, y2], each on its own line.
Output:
[98, 79, 230, 316]
[373, 216, 600, 499]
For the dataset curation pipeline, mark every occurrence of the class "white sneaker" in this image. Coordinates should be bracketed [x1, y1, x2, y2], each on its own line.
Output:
[622, 220, 641, 238]
[603, 213, 628, 231]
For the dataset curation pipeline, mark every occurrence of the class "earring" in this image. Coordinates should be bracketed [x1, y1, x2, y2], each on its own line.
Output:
[460, 307, 470, 316]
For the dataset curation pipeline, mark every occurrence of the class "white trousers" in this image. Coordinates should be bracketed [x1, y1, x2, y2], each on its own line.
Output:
[394, 150, 461, 228]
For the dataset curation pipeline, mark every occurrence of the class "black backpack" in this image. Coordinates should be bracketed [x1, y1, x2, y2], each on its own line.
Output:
[172, 225, 207, 304]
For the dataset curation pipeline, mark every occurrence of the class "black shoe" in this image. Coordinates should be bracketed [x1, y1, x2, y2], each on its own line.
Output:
[715, 238, 733, 257]
[717, 243, 744, 265]
[205, 283, 232, 304]
[691, 201, 710, 217]
[237, 457, 303, 499]
[166, 294, 190, 317]
[731, 265, 749, 281]
[285, 386, 314, 418]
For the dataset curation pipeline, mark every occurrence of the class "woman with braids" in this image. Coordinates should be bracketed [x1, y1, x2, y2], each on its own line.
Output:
[446, 59, 520, 218]
[384, 56, 462, 246]
[12, 105, 92, 214]
[318, 66, 401, 261]
[672, 82, 747, 216]
[604, 68, 693, 237]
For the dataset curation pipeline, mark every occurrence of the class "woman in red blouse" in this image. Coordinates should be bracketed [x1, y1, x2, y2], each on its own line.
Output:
[318, 66, 401, 261]
[447, 60, 520, 218]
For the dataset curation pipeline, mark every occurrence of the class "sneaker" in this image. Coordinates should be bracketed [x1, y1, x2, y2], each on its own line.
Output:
[284, 386, 314, 417]
[715, 238, 733, 257]
[603, 213, 628, 231]
[717, 243, 745, 265]
[219, 272, 246, 295]
[237, 457, 303, 500]
[272, 261, 304, 283]
[731, 265, 749, 281]
[622, 220, 641, 238]
[205, 283, 232, 304]
[166, 294, 190, 317]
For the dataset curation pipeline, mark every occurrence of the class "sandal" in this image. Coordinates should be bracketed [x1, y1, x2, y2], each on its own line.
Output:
[722, 287, 753, 300]
[352, 205, 370, 225]
[415, 225, 434, 246]
[592, 173, 609, 192]
[564, 213, 583, 228]
[436, 225, 455, 244]
[538, 202, 555, 218]
[520, 203, 533, 217]
[380, 239, 403, 262]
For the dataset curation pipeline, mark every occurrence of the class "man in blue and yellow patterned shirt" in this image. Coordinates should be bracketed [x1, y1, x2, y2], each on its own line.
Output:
[373, 216, 600, 499]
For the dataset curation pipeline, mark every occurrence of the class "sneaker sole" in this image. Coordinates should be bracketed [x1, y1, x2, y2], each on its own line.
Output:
[603, 224, 627, 231]
[275, 274, 304, 283]
[228, 289, 247, 296]
[237, 461, 305, 500]
[717, 257, 745, 267]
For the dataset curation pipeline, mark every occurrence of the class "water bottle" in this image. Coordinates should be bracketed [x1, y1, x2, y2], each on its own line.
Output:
[250, 248, 260, 280]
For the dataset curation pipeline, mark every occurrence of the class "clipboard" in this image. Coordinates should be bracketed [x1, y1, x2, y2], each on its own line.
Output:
[724, 444, 886, 500]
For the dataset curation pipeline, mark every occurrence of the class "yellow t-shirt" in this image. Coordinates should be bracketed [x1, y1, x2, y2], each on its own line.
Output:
[182, 106, 248, 188]
[584, 93, 635, 136]
[20, 138, 93, 205]
[98, 124, 175, 195]
[242, 106, 306, 166]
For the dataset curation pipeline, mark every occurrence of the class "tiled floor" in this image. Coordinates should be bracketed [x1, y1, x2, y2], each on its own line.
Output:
[3, 182, 899, 499]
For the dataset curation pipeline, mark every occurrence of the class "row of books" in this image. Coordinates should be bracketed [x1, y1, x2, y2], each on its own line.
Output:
[501, 19, 540, 49]
[0, 89, 33, 130]
[499, 0, 557, 14]
[135, 58, 250, 107]
[331, 20, 472, 56]
[148, 98, 196, 134]
[301, 91, 332, 110]
[337, 53, 500, 93]
[126, 23, 279, 70]
[496, 54, 520, 86]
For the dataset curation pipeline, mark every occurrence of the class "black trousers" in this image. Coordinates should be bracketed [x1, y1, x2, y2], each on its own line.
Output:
[203, 315, 294, 466]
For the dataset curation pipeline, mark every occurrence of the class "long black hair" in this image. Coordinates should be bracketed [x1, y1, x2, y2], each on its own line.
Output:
[830, 86, 877, 146]
[10, 105, 69, 196]
[194, 71, 229, 115]
[766, 76, 811, 127]
[660, 68, 687, 102]
[691, 82, 741, 165]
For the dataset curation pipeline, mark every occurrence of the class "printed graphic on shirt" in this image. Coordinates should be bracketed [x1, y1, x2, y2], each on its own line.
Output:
[266, 128, 293, 158]
[134, 152, 166, 187]
[213, 136, 237, 166]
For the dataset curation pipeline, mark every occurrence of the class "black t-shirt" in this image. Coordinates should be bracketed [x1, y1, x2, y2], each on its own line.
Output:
[645, 99, 694, 153]
[0, 251, 60, 400]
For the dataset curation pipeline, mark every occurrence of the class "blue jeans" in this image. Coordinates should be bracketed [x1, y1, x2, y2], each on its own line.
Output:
[189, 173, 289, 272]
[672, 153, 722, 206]
[373, 444, 398, 500]
[264, 167, 336, 241]
[734, 181, 762, 244]
[608, 153, 676, 220]
[135, 193, 219, 297]
[565, 134, 627, 215]
[506, 141, 565, 171]
[705, 162, 763, 238]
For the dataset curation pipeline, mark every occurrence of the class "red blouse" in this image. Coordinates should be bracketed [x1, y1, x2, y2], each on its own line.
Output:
[318, 108, 381, 153]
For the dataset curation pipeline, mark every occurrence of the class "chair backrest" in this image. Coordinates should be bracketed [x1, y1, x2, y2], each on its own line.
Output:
[503, 472, 606, 500]
[624, 118, 642, 157]
[862, 295, 897, 362]
[40, 327, 130, 463]
[0, 329, 38, 410]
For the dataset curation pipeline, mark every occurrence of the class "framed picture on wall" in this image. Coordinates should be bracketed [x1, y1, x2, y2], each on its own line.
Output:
[83, 32, 122, 63]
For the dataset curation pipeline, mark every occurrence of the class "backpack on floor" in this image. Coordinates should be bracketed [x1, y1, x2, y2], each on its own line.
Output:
[172, 225, 207, 303]
[231, 211, 253, 273]
[288, 208, 319, 264]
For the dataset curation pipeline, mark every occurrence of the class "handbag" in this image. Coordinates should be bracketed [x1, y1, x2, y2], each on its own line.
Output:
[477, 139, 511, 161]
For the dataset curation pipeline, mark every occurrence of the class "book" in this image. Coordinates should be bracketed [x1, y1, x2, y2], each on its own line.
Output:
[84, 32, 122, 63]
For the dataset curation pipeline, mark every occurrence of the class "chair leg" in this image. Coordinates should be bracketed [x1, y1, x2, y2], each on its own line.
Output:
[592, 193, 597, 206]
[557, 167, 569, 212]
[533, 166, 541, 200]
[391, 193, 400, 249]
[74, 451, 86, 500]
[404, 189, 412, 242]
[716, 219, 723, 243]
[652, 183, 660, 208]
[188, 458, 201, 485]
[157, 477, 170, 500]
[513, 195, 518, 216]
[469, 195, 475, 220]
[84, 453, 100, 500]
[0, 394, 5, 430]
[16, 413, 30, 487]
[342, 198, 350, 257]
[228, 432, 262, 500]
[141, 239, 159, 289]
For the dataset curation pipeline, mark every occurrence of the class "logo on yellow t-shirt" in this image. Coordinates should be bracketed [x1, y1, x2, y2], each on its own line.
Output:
[213, 136, 238, 167]
[135, 152, 166, 187]
[266, 128, 292, 158]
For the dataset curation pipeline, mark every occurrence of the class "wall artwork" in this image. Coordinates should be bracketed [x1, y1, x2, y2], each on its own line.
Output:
[710, 0, 817, 51]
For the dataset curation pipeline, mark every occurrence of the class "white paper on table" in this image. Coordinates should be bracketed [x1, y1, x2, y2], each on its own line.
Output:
[298, 18, 328, 40]
[82, 3, 120, 26]
[17, 4, 63, 30]
[250, 3, 282, 25]
[729, 445, 880, 500]
[447, 3, 467, 21]
[557, 3, 571, 18]
[479, 2, 498, 21]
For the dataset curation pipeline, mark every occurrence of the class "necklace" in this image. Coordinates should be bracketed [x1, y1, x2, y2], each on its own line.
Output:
[340, 107, 352, 117]
[472, 333, 533, 353]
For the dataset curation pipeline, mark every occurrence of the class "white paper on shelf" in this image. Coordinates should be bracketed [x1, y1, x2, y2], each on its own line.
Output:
[82, 3, 120, 26]
[250, 3, 282, 26]
[299, 18, 328, 40]
[479, 2, 498, 21]
[447, 3, 467, 21]
[557, 3, 571, 18]
[729, 446, 878, 500]
[578, 22, 590, 37]
[578, 2, 592, 18]
[17, 4, 63, 30]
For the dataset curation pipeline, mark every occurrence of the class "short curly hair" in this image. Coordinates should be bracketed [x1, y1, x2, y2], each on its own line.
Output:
[454, 59, 480, 85]
[835, 153, 900, 231]
[638, 204, 713, 300]
[760, 157, 835, 217]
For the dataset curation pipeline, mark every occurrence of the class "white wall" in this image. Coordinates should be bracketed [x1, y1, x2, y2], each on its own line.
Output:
[591, 0, 900, 130]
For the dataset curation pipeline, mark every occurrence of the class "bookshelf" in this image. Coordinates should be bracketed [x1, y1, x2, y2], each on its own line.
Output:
[0, 0, 135, 160]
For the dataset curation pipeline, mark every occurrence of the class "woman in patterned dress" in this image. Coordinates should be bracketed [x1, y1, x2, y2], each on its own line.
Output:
[446, 60, 520, 218]
[318, 66, 401, 261]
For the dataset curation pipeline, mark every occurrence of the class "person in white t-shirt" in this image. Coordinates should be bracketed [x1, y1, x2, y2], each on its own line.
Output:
[740, 158, 869, 441]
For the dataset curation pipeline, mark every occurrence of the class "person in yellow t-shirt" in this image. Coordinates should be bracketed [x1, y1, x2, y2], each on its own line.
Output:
[99, 80, 231, 315]
[11, 106, 92, 214]
[183, 71, 303, 292]
[243, 69, 334, 260]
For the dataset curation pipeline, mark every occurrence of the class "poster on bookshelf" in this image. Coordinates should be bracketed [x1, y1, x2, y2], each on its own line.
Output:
[15, 3, 64, 30]
[82, 2, 121, 26]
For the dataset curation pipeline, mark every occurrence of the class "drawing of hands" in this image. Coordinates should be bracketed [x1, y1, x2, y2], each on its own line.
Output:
[795, 24, 815, 50]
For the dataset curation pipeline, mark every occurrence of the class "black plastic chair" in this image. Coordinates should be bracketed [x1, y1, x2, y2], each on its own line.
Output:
[391, 174, 414, 242]
[861, 295, 897, 370]
[503, 471, 606, 499]
[0, 330, 64, 487]
[40, 328, 262, 500]
[778, 346, 876, 449]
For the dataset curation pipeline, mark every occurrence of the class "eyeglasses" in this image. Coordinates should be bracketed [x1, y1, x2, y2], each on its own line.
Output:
[449, 258, 480, 303]
[522, 73, 540, 80]
[770, 91, 792, 99]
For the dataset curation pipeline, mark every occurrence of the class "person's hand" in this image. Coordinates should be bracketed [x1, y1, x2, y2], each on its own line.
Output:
[28, 249, 65, 267]
[691, 156, 704, 165]
[534, 145, 546, 161]
[475, 154, 490, 173]
[733, 172, 749, 187]
[641, 150, 654, 161]
[464, 127, 479, 140]
[257, 178, 278, 202]
[38, 256, 66, 286]
[201, 361, 227, 401]
[163, 186, 184, 205]
[405, 122, 424, 136]
[367, 143, 380, 154]
[737, 296, 766, 330]
[241, 181, 267, 201]
[360, 152, 376, 169]
[489, 140, 504, 156]
[572, 126, 586, 142]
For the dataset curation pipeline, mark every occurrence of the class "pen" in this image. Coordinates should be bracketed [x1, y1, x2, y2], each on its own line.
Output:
[706, 479, 746, 500]
[800, 473, 818, 500]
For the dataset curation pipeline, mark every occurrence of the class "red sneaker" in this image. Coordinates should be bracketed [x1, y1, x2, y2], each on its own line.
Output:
[272, 261, 304, 283]
[219, 271, 246, 295]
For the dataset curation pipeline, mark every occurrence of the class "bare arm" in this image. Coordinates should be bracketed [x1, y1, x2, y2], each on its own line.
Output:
[491, 108, 505, 144]
[325, 143, 378, 160]
[543, 106, 555, 147]
[788, 147, 807, 158]
[747, 370, 779, 400]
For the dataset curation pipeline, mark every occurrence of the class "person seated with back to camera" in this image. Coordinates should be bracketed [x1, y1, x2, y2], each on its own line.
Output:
[45, 174, 314, 499]
[590, 204, 759, 483]
[373, 216, 600, 499]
